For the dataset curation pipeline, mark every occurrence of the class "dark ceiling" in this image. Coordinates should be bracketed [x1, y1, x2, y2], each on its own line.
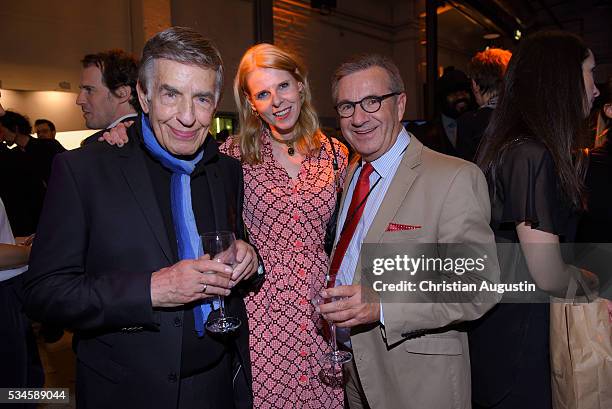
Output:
[494, 0, 612, 64]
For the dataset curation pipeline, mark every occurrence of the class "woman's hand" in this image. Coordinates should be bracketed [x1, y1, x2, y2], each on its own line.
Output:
[98, 121, 133, 147]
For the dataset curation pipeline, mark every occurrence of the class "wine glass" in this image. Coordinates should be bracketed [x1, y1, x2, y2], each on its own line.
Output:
[312, 275, 353, 365]
[199, 231, 241, 333]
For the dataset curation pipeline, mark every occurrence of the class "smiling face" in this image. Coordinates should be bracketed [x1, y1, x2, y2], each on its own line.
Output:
[336, 66, 406, 162]
[582, 49, 600, 116]
[246, 67, 303, 139]
[138, 59, 217, 156]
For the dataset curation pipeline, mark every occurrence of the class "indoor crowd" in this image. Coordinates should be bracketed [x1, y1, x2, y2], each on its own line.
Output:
[1, 26, 611, 409]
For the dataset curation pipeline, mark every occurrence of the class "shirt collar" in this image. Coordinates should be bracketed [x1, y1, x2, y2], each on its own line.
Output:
[108, 112, 138, 129]
[366, 127, 410, 178]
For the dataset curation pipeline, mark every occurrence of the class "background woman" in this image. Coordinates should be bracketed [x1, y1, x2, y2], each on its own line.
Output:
[471, 31, 599, 409]
[578, 78, 612, 241]
[220, 44, 347, 408]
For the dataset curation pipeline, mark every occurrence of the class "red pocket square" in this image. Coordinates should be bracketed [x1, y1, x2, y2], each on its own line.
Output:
[386, 223, 422, 232]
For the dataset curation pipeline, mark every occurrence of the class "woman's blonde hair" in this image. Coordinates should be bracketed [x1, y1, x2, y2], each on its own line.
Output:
[233, 43, 321, 164]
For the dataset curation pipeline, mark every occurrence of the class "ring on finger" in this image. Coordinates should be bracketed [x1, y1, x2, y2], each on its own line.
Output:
[202, 283, 208, 293]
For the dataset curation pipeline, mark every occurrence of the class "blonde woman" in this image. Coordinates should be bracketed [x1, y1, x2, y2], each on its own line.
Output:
[101, 43, 348, 408]
[220, 43, 347, 408]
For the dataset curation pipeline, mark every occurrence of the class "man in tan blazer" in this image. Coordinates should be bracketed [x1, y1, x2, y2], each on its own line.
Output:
[318, 54, 499, 409]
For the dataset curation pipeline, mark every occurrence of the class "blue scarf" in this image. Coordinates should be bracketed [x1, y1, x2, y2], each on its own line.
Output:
[141, 115, 212, 337]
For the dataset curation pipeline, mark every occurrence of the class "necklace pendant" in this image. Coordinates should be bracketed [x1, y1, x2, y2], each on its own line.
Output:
[287, 146, 295, 156]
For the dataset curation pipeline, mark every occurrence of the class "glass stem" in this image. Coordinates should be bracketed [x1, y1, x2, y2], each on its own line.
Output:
[218, 296, 226, 318]
[329, 322, 338, 354]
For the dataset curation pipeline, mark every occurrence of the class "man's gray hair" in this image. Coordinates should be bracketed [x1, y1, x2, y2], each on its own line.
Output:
[139, 26, 224, 103]
[331, 54, 405, 102]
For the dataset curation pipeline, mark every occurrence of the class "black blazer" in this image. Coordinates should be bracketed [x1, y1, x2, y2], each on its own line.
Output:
[23, 119, 258, 408]
[455, 107, 494, 162]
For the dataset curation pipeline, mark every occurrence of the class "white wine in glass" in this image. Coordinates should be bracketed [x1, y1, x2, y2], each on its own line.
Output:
[199, 231, 241, 333]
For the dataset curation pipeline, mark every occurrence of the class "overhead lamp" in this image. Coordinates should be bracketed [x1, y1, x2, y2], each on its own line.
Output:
[514, 30, 522, 40]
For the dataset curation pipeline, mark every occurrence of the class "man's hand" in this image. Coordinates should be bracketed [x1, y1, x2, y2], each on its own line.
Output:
[150, 254, 233, 308]
[318, 284, 380, 328]
[98, 121, 133, 146]
[230, 240, 259, 286]
[15, 234, 35, 246]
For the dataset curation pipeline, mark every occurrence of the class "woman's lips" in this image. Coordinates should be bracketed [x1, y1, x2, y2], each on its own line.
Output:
[273, 106, 292, 121]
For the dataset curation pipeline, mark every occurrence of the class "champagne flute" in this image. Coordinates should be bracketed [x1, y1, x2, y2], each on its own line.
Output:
[199, 231, 241, 333]
[313, 275, 353, 365]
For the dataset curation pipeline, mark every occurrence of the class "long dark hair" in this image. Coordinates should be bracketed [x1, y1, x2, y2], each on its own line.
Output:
[478, 31, 591, 210]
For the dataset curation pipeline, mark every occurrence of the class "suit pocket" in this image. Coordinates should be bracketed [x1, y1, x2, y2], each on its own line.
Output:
[403, 335, 463, 355]
[77, 339, 127, 384]
[381, 229, 424, 242]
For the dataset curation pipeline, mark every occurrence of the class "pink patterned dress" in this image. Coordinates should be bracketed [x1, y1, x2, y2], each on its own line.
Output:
[220, 130, 348, 409]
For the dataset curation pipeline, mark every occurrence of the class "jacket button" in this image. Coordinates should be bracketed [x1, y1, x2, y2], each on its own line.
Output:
[173, 317, 182, 327]
[168, 372, 177, 382]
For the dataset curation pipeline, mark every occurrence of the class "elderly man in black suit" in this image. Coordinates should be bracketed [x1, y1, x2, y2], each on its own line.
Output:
[23, 27, 262, 409]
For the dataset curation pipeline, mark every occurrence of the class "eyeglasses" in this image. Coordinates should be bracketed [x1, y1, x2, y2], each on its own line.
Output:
[335, 92, 400, 118]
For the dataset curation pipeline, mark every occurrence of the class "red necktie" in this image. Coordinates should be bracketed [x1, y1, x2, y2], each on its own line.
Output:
[327, 163, 374, 288]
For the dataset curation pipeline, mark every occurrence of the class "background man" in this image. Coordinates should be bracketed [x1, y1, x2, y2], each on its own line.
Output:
[418, 67, 475, 156]
[34, 118, 57, 140]
[319, 54, 498, 409]
[24, 27, 261, 409]
[0, 111, 66, 184]
[456, 48, 512, 162]
[0, 112, 48, 236]
[77, 49, 139, 145]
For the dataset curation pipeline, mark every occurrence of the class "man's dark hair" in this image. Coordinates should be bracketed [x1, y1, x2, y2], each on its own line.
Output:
[82, 49, 140, 112]
[34, 118, 56, 132]
[0, 111, 32, 135]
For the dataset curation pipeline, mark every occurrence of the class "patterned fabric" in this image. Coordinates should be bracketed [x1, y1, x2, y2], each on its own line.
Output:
[220, 130, 348, 409]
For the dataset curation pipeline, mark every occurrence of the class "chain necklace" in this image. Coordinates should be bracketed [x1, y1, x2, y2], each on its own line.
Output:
[268, 132, 300, 156]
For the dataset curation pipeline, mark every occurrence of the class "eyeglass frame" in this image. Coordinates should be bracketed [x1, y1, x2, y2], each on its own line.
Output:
[334, 92, 401, 118]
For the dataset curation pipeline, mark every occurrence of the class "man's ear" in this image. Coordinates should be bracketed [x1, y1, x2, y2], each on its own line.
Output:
[396, 92, 407, 122]
[471, 79, 481, 97]
[136, 81, 149, 114]
[115, 85, 131, 103]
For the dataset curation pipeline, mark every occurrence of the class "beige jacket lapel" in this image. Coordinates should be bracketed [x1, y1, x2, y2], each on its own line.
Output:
[363, 137, 424, 246]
